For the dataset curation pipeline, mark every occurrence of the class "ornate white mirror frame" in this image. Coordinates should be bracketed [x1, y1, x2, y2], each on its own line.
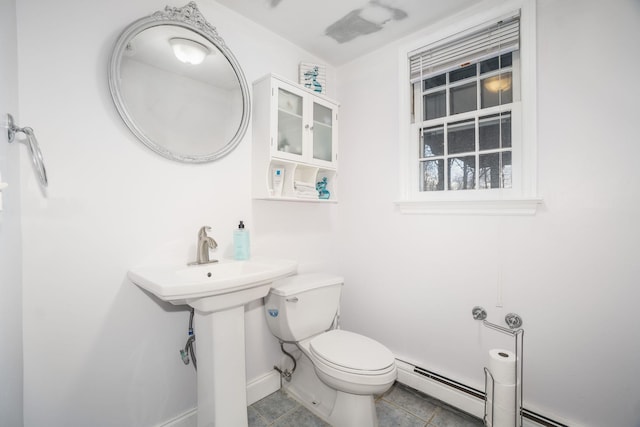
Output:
[109, 2, 251, 163]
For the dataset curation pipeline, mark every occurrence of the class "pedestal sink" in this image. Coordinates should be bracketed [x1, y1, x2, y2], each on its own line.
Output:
[128, 257, 297, 427]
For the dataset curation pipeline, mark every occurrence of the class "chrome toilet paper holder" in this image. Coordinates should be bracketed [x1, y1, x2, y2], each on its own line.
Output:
[472, 306, 524, 427]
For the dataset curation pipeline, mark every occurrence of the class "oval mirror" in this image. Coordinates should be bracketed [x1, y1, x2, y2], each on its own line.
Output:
[108, 2, 250, 163]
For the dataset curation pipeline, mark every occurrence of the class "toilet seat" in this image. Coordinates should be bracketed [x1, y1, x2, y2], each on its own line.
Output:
[309, 330, 395, 375]
[298, 329, 397, 395]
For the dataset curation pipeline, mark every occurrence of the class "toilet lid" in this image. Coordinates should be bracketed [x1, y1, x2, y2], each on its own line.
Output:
[310, 330, 395, 372]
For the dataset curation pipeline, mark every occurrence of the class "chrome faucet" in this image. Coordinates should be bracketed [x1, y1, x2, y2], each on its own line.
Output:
[189, 226, 218, 265]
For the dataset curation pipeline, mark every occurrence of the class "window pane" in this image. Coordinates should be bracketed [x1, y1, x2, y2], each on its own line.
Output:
[502, 151, 512, 188]
[313, 103, 332, 162]
[277, 88, 303, 155]
[501, 115, 511, 148]
[480, 53, 513, 74]
[479, 115, 500, 150]
[420, 160, 444, 191]
[449, 156, 475, 190]
[481, 72, 513, 108]
[423, 74, 446, 90]
[479, 152, 500, 189]
[421, 126, 444, 157]
[450, 82, 477, 115]
[448, 120, 475, 154]
[450, 64, 476, 82]
[479, 113, 511, 151]
[313, 103, 332, 125]
[278, 88, 303, 115]
[500, 52, 512, 68]
[424, 90, 446, 120]
[277, 110, 303, 154]
[479, 151, 512, 189]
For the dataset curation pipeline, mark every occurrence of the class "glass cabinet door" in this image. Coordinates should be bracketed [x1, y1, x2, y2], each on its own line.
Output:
[277, 88, 303, 156]
[312, 102, 333, 163]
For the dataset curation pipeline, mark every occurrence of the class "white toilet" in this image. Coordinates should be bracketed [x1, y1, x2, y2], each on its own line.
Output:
[264, 273, 397, 427]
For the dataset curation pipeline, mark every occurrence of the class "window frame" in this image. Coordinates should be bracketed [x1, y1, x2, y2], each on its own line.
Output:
[396, 0, 540, 215]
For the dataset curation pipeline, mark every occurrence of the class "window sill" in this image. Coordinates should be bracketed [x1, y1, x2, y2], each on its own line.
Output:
[395, 198, 543, 215]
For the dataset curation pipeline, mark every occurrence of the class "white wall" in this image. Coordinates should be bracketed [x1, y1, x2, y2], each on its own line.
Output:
[0, 0, 23, 425]
[16, 0, 337, 426]
[336, 0, 640, 426]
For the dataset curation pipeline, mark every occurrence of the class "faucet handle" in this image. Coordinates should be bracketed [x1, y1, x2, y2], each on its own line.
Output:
[198, 226, 211, 237]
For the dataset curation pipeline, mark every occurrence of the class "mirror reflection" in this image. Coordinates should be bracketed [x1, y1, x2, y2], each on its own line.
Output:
[109, 2, 250, 163]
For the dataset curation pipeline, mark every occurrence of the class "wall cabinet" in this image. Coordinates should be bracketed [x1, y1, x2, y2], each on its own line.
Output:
[252, 74, 339, 202]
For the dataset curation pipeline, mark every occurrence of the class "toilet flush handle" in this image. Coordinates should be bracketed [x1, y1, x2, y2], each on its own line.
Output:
[286, 297, 299, 303]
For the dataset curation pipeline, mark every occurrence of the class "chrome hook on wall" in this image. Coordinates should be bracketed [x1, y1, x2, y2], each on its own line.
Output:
[472, 306, 488, 321]
[505, 312, 523, 329]
[6, 113, 48, 188]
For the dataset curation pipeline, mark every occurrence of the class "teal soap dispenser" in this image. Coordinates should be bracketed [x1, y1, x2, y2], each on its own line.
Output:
[233, 220, 250, 260]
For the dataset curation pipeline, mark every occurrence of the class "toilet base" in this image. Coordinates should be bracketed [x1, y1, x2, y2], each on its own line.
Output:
[329, 391, 378, 427]
[280, 347, 381, 427]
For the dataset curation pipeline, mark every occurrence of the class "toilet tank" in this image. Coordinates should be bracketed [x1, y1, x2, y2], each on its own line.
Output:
[265, 273, 343, 342]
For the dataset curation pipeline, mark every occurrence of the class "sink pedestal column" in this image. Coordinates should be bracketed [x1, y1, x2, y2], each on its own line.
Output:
[194, 305, 248, 427]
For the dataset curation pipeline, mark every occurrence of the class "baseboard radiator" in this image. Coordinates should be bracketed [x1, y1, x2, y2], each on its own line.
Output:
[396, 359, 569, 427]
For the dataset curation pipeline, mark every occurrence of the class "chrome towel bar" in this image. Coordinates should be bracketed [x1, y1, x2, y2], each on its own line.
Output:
[7, 113, 48, 188]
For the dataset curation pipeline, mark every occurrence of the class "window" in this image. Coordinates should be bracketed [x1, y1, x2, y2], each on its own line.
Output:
[398, 1, 539, 215]
[418, 52, 515, 192]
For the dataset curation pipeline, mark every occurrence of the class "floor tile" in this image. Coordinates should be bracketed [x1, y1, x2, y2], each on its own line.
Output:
[248, 382, 484, 427]
[428, 406, 484, 427]
[271, 405, 330, 427]
[382, 382, 438, 421]
[248, 406, 269, 427]
[376, 399, 427, 427]
[251, 390, 300, 423]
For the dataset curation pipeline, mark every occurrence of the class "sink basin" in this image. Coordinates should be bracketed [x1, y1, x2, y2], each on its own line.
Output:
[128, 256, 297, 311]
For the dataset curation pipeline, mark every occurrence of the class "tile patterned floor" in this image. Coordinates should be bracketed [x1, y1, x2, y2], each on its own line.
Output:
[249, 382, 484, 427]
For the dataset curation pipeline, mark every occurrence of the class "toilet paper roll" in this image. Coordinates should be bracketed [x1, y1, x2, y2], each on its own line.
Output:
[488, 349, 517, 385]
[487, 382, 520, 410]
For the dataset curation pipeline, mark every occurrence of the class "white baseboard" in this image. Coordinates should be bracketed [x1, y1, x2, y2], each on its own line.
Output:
[247, 370, 282, 405]
[396, 359, 485, 419]
[159, 408, 197, 427]
[159, 370, 281, 427]
[396, 359, 564, 427]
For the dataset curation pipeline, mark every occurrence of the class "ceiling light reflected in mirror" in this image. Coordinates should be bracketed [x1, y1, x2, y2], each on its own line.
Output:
[169, 37, 210, 64]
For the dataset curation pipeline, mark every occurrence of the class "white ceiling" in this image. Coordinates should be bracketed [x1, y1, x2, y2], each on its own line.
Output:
[216, 0, 480, 66]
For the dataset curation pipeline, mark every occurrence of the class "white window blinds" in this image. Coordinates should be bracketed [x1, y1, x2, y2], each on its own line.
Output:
[409, 13, 520, 83]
